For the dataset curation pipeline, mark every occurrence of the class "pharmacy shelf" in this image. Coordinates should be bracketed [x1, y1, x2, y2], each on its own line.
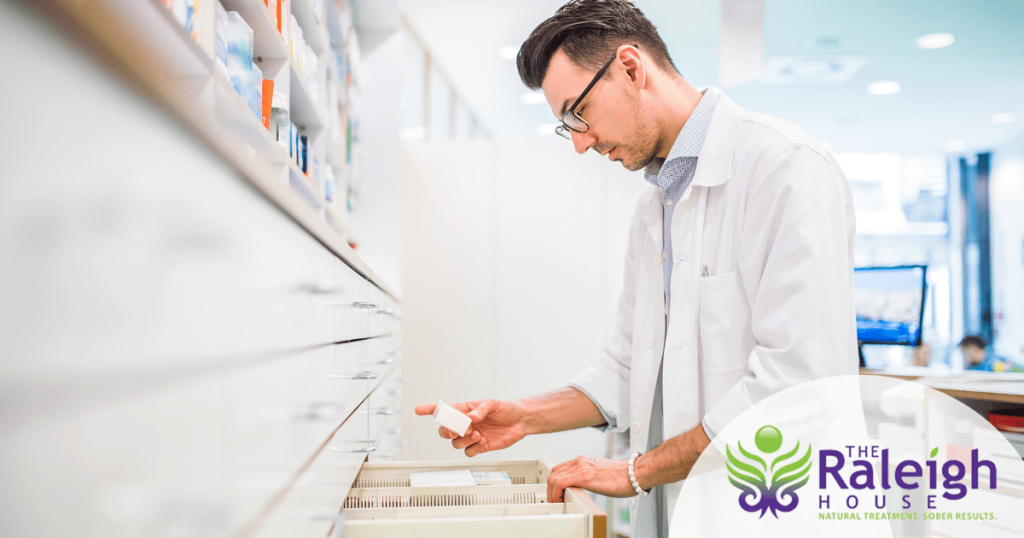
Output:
[325, 0, 346, 55]
[213, 68, 288, 165]
[216, 64, 352, 240]
[289, 59, 325, 132]
[43, 0, 384, 292]
[287, 160, 353, 240]
[142, 0, 213, 77]
[326, 136, 346, 170]
[287, 160, 321, 209]
[290, 0, 327, 54]
[221, 0, 289, 78]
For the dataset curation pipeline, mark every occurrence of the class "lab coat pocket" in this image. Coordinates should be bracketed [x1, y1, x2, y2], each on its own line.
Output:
[698, 270, 754, 373]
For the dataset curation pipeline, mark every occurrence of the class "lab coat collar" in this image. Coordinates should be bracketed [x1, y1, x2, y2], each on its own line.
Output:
[641, 89, 742, 248]
[690, 88, 742, 188]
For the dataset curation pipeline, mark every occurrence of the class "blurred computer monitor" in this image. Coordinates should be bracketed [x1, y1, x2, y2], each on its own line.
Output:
[854, 265, 927, 347]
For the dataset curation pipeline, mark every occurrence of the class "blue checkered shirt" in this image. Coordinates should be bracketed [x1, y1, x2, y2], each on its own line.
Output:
[643, 90, 719, 318]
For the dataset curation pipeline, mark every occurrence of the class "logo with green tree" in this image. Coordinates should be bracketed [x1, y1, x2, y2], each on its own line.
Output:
[725, 425, 812, 518]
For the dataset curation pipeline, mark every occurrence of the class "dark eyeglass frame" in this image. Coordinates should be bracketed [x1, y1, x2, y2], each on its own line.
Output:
[555, 46, 636, 140]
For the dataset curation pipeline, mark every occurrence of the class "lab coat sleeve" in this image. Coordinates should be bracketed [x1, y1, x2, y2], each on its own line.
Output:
[703, 144, 857, 435]
[568, 191, 652, 433]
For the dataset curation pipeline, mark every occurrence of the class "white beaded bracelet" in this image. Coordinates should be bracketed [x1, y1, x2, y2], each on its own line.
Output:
[627, 451, 649, 497]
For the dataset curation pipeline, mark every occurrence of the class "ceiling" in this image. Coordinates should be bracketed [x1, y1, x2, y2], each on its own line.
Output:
[401, 0, 1024, 154]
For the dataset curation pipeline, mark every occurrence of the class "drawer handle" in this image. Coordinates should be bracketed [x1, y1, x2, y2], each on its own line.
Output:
[365, 407, 396, 416]
[331, 438, 380, 453]
[327, 301, 378, 309]
[328, 371, 379, 380]
[377, 309, 404, 319]
[361, 357, 394, 365]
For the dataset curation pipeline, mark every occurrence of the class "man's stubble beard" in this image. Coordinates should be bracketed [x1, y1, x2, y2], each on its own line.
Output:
[619, 99, 662, 172]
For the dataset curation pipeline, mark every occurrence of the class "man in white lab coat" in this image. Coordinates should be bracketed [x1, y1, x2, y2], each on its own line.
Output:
[415, 1, 858, 536]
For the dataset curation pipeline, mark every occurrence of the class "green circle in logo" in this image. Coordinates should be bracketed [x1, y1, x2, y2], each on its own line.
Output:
[755, 425, 783, 453]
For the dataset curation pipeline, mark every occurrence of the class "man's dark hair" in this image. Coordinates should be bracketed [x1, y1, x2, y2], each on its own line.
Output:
[959, 335, 986, 349]
[516, 0, 678, 90]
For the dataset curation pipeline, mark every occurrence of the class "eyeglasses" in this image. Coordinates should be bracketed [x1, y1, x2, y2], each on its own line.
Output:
[554, 49, 624, 140]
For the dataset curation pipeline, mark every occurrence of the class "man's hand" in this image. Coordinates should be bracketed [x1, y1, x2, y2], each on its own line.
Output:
[413, 399, 527, 457]
[546, 456, 637, 503]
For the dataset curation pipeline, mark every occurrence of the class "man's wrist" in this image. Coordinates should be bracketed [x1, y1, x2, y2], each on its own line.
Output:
[517, 398, 547, 436]
[633, 451, 652, 491]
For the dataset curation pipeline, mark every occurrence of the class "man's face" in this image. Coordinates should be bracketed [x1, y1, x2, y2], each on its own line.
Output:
[541, 49, 660, 171]
[961, 344, 986, 365]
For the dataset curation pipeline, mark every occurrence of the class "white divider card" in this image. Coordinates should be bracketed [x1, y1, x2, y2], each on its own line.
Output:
[409, 470, 478, 488]
[473, 471, 513, 485]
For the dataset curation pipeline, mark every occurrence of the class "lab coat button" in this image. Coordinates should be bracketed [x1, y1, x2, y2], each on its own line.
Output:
[632, 422, 641, 434]
[643, 337, 654, 348]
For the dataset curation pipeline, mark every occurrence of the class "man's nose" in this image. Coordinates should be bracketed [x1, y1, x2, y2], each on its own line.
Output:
[570, 130, 596, 155]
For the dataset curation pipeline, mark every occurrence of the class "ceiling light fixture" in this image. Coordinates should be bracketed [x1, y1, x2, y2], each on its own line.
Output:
[497, 45, 520, 60]
[867, 81, 901, 95]
[916, 33, 956, 49]
[520, 91, 547, 105]
[991, 112, 1017, 124]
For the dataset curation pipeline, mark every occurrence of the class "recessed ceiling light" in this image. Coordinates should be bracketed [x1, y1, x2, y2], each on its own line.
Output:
[867, 80, 901, 95]
[916, 33, 956, 49]
[497, 45, 520, 60]
[520, 91, 547, 105]
[991, 112, 1017, 124]
[536, 123, 560, 136]
[945, 140, 965, 152]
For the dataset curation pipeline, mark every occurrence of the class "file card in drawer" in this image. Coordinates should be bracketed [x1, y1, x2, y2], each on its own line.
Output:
[341, 460, 605, 538]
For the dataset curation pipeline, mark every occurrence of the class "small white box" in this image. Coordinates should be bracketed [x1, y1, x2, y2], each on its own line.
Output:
[432, 400, 472, 437]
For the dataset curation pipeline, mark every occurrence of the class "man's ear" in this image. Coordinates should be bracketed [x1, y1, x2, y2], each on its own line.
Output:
[617, 45, 645, 90]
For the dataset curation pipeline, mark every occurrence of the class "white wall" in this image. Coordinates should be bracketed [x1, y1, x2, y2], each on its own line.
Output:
[400, 140, 648, 465]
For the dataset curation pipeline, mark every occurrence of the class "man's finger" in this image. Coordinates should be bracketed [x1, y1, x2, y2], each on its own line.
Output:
[414, 403, 437, 416]
[452, 430, 480, 450]
[547, 473, 567, 503]
[464, 435, 487, 457]
[438, 426, 458, 440]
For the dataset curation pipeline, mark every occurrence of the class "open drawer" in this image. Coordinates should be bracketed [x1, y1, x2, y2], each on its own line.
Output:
[340, 460, 606, 538]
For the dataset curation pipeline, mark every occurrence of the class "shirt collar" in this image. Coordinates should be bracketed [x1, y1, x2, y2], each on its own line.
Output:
[644, 89, 719, 186]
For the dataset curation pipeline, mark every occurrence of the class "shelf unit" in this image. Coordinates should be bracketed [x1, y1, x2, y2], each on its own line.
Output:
[68, 0, 369, 256]
[2, 2, 402, 537]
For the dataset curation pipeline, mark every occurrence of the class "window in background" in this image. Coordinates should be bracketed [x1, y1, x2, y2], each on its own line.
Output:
[988, 133, 1024, 365]
[837, 152, 955, 368]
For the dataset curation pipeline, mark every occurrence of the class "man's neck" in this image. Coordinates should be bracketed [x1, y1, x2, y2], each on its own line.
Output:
[652, 79, 704, 159]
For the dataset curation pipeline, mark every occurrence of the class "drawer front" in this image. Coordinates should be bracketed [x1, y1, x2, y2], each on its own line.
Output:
[368, 369, 405, 463]
[333, 259, 370, 342]
[0, 344, 372, 538]
[253, 400, 370, 538]
[0, 370, 232, 537]
[225, 345, 368, 489]
[364, 335, 402, 391]
[367, 285, 389, 337]
[0, 139, 365, 384]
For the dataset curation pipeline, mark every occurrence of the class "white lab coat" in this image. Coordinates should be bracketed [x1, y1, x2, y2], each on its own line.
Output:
[569, 89, 859, 533]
